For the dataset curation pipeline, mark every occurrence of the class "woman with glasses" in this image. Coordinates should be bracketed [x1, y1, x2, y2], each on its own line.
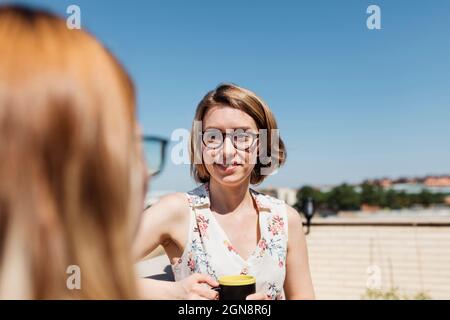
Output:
[133, 84, 315, 300]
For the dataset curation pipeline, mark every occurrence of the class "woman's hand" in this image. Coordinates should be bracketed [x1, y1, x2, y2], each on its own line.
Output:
[246, 291, 271, 300]
[172, 274, 219, 300]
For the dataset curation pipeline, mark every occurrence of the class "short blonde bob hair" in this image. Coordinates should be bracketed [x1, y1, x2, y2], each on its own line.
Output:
[190, 83, 286, 185]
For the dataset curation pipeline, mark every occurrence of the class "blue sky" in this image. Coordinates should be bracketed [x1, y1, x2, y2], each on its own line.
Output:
[7, 0, 450, 192]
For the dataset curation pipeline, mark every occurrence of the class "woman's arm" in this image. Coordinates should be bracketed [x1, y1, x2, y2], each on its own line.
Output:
[132, 193, 188, 261]
[137, 275, 219, 300]
[283, 205, 315, 300]
[133, 193, 219, 300]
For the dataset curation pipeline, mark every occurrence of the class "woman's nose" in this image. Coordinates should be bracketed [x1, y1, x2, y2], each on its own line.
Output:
[221, 135, 236, 163]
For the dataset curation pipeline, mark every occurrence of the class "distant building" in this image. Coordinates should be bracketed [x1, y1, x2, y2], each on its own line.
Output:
[276, 188, 298, 206]
[360, 204, 381, 212]
[424, 176, 450, 187]
[370, 174, 449, 185]
[388, 183, 450, 194]
[258, 187, 298, 206]
[379, 178, 392, 188]
[367, 174, 450, 194]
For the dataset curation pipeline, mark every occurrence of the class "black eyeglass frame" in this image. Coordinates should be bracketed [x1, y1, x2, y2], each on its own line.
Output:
[142, 135, 169, 176]
[201, 130, 259, 151]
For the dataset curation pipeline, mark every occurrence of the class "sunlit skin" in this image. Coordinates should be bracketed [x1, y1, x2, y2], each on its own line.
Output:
[202, 105, 259, 188]
[133, 106, 315, 300]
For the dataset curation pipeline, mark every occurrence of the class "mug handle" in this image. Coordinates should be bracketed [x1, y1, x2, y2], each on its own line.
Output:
[212, 286, 221, 300]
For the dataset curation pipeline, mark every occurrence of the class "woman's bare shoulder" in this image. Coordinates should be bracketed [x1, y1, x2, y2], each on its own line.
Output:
[285, 204, 304, 228]
[144, 192, 190, 222]
[133, 192, 191, 259]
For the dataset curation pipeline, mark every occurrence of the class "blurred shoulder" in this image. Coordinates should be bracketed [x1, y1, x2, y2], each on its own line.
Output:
[144, 192, 190, 221]
[285, 204, 303, 227]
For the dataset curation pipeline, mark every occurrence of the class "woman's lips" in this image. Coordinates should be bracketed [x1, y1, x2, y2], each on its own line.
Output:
[214, 163, 241, 174]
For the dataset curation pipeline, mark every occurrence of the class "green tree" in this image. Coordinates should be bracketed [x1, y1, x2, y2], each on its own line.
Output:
[327, 184, 361, 212]
[295, 186, 329, 213]
[360, 181, 384, 206]
[382, 190, 410, 209]
[419, 190, 431, 207]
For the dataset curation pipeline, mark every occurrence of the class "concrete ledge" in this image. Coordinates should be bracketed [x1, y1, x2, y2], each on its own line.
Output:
[135, 255, 174, 281]
[310, 215, 450, 226]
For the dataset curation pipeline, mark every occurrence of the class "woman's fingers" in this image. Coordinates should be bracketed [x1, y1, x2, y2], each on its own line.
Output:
[193, 285, 219, 300]
[178, 274, 219, 300]
[193, 273, 219, 288]
[188, 295, 210, 300]
[246, 292, 271, 300]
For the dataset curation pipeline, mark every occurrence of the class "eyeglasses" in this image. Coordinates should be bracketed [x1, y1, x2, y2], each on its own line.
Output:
[142, 135, 168, 176]
[202, 129, 258, 151]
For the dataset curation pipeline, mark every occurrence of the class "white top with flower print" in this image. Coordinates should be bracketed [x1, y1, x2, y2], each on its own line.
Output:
[171, 183, 288, 300]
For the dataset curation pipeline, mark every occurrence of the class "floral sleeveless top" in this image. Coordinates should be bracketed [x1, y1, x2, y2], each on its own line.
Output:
[171, 183, 288, 300]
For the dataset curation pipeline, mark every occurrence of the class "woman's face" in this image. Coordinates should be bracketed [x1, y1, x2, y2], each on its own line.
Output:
[202, 106, 259, 187]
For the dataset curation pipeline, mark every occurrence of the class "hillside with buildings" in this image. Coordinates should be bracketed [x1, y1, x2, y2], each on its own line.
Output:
[258, 174, 450, 216]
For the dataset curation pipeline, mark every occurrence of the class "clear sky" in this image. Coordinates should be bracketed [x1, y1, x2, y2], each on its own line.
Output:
[7, 0, 450, 192]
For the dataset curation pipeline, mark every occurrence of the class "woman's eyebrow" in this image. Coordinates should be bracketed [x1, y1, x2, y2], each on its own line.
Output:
[204, 126, 253, 131]
[203, 126, 221, 131]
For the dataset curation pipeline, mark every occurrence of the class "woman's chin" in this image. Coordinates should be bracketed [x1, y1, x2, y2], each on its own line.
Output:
[205, 163, 254, 186]
[218, 176, 242, 185]
[211, 170, 251, 186]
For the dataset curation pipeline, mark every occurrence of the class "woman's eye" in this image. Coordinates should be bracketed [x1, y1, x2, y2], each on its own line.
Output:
[207, 134, 220, 141]
[204, 131, 223, 145]
[235, 133, 249, 141]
